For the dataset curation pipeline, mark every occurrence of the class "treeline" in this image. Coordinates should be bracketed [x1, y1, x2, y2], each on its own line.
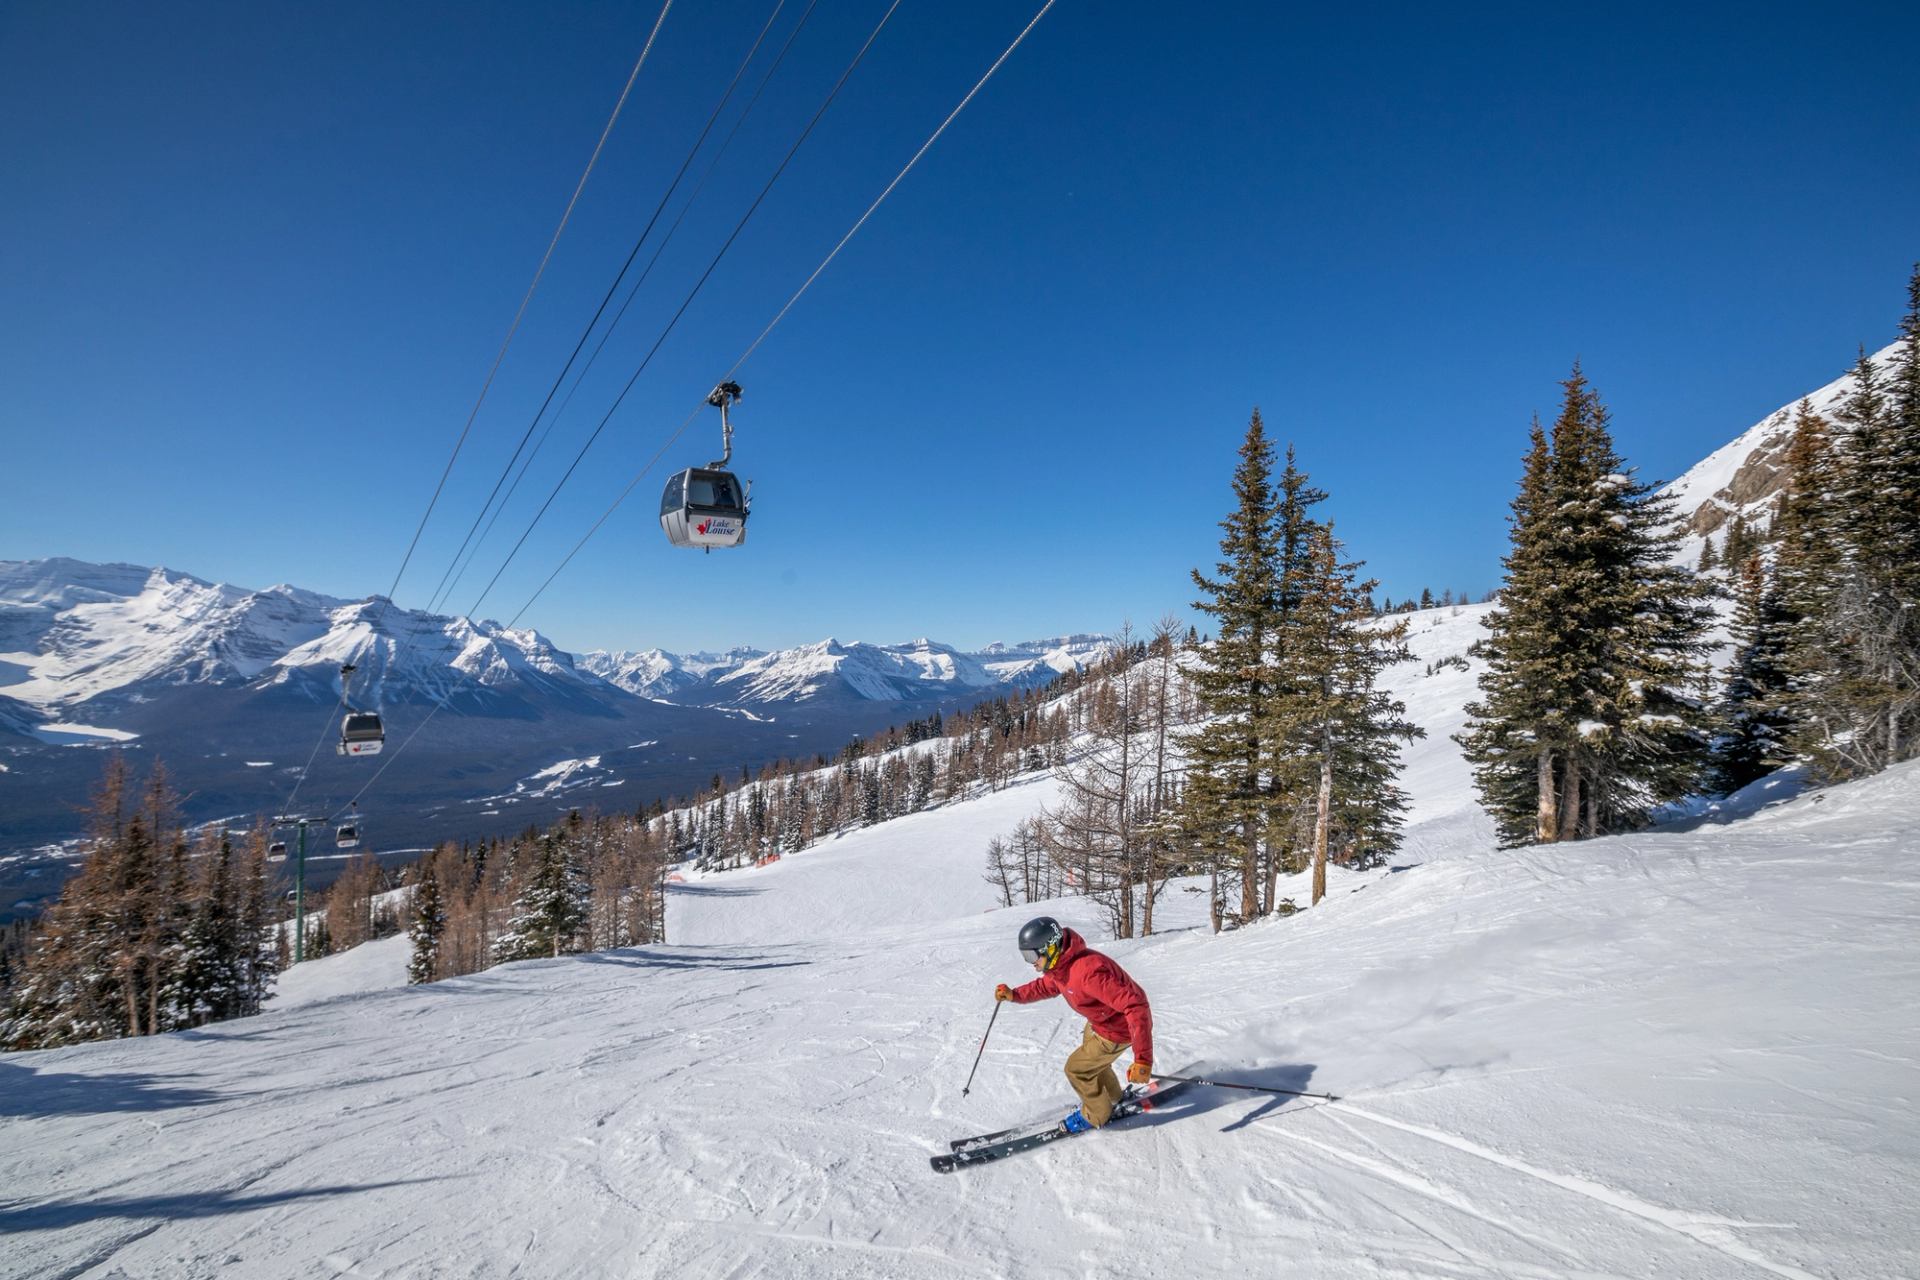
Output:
[403, 809, 670, 984]
[1463, 264, 1920, 843]
[394, 688, 1093, 988]
[1, 757, 281, 1051]
[1377, 586, 1491, 613]
[1714, 267, 1920, 787]
[0, 660, 1109, 1041]
[647, 683, 1087, 876]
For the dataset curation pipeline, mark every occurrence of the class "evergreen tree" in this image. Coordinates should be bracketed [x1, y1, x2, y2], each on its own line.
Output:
[1461, 371, 1713, 844]
[1266, 524, 1421, 903]
[167, 832, 237, 1027]
[1713, 554, 1796, 793]
[1886, 266, 1920, 574]
[1827, 277, 1920, 765]
[1831, 346, 1891, 571]
[1777, 297, 1920, 774]
[1458, 418, 1565, 845]
[236, 826, 280, 1015]
[492, 832, 587, 963]
[408, 863, 447, 984]
[1720, 513, 1756, 570]
[1257, 445, 1329, 891]
[1180, 410, 1280, 928]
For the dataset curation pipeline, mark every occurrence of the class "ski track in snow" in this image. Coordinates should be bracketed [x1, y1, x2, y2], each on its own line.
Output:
[1, 610, 1916, 1278]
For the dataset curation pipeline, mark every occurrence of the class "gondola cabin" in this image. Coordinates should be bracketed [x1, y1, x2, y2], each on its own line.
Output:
[339, 711, 385, 756]
[335, 824, 360, 850]
[660, 467, 748, 550]
[267, 842, 288, 863]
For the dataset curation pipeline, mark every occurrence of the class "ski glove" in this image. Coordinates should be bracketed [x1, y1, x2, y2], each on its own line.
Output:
[1127, 1060, 1153, 1085]
[994, 983, 1013, 1002]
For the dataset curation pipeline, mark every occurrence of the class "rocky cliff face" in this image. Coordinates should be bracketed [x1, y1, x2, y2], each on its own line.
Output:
[1661, 341, 1900, 550]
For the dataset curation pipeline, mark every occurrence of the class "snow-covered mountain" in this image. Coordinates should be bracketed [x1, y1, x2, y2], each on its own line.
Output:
[705, 634, 1109, 706]
[1660, 339, 1901, 560]
[0, 559, 627, 718]
[0, 559, 1108, 874]
[576, 645, 767, 700]
[0, 559, 1105, 720]
[579, 634, 1111, 706]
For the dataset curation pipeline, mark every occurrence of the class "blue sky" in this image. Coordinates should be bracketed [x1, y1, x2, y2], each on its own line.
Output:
[3, 0, 1915, 654]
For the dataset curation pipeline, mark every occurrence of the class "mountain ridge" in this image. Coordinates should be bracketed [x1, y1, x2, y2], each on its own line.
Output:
[0, 558, 1105, 716]
[0, 559, 1110, 880]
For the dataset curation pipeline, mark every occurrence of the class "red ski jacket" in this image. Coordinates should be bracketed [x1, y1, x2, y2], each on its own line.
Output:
[1009, 928, 1154, 1065]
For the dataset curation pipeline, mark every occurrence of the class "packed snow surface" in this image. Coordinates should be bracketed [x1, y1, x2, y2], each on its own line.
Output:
[2, 609, 1915, 1278]
[271, 934, 411, 1010]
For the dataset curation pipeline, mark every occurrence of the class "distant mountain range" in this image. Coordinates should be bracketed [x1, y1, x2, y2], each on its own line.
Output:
[0, 557, 1108, 915]
[579, 634, 1106, 706]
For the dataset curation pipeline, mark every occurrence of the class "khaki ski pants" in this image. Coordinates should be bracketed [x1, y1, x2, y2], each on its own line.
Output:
[1065, 1023, 1128, 1128]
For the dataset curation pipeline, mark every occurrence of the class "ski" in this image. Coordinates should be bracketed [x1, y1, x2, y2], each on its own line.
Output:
[931, 1080, 1193, 1174]
[948, 1119, 1037, 1153]
[948, 1080, 1183, 1152]
[932, 1123, 1074, 1173]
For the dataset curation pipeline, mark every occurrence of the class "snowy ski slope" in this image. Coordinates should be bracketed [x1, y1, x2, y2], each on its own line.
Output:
[2, 607, 1916, 1279]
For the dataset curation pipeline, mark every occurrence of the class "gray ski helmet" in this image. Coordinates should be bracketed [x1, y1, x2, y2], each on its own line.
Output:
[1018, 916, 1065, 970]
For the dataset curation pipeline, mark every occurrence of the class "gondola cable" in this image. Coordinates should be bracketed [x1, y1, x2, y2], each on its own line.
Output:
[421, 0, 799, 619]
[395, 0, 831, 695]
[279, 4, 673, 818]
[522, 0, 1063, 614]
[333, 0, 1058, 821]
[430, 0, 818, 614]
[458, 0, 904, 624]
[385, 0, 674, 605]
[334, 1, 903, 820]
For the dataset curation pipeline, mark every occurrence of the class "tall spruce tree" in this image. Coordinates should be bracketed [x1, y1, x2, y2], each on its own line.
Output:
[1258, 446, 1329, 891]
[408, 863, 447, 984]
[1458, 418, 1565, 845]
[1720, 512, 1757, 572]
[1781, 278, 1920, 774]
[1713, 554, 1795, 793]
[492, 832, 587, 963]
[1267, 523, 1421, 903]
[1180, 410, 1280, 928]
[1461, 371, 1713, 844]
[1836, 271, 1920, 764]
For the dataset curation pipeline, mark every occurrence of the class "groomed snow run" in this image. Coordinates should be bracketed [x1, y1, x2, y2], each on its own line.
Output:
[2, 614, 1916, 1278]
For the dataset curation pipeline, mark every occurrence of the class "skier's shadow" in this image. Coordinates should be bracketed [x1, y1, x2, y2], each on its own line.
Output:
[1131, 1063, 1322, 1133]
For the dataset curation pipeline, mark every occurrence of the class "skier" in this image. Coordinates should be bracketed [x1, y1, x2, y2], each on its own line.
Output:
[994, 915, 1154, 1132]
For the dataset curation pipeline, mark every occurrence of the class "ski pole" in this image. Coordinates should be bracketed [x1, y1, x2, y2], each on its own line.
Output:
[1152, 1072, 1342, 1102]
[960, 1001, 1002, 1097]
